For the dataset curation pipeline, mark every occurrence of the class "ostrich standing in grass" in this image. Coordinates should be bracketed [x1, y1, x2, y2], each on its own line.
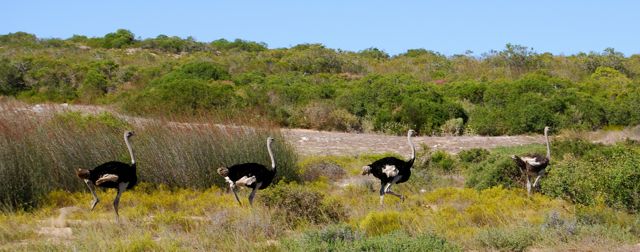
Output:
[362, 129, 416, 205]
[512, 126, 551, 195]
[76, 131, 138, 221]
[217, 137, 276, 206]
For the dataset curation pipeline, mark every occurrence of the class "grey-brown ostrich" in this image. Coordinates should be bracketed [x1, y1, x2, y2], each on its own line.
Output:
[512, 126, 551, 195]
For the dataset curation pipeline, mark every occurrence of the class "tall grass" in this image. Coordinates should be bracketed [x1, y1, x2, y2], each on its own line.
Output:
[0, 103, 299, 211]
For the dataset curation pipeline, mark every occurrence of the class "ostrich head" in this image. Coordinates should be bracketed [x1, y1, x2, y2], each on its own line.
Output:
[361, 165, 372, 175]
[76, 168, 90, 179]
[544, 126, 550, 134]
[267, 136, 274, 145]
[124, 131, 135, 138]
[510, 155, 518, 160]
[408, 129, 416, 136]
[217, 167, 229, 177]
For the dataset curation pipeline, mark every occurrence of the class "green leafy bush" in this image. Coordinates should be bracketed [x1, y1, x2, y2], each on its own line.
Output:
[261, 183, 347, 226]
[542, 144, 640, 212]
[3, 32, 640, 136]
[430, 150, 457, 172]
[465, 154, 521, 190]
[458, 148, 490, 163]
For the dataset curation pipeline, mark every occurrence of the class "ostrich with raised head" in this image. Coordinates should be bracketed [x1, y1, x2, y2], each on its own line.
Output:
[512, 126, 551, 195]
[217, 136, 276, 206]
[362, 129, 416, 205]
[76, 130, 138, 221]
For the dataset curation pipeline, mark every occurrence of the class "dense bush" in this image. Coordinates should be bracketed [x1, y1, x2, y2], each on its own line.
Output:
[338, 74, 466, 135]
[261, 183, 347, 226]
[429, 150, 457, 172]
[457, 148, 490, 163]
[3, 31, 640, 135]
[542, 144, 640, 212]
[462, 139, 640, 213]
[465, 154, 521, 190]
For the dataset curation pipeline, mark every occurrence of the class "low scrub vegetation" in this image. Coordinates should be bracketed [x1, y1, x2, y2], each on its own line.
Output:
[2, 31, 640, 135]
[2, 181, 637, 251]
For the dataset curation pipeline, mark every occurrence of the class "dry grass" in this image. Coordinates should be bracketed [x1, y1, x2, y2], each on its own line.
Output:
[0, 100, 298, 211]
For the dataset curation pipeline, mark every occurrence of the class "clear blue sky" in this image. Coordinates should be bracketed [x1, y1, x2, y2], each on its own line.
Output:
[1, 0, 638, 56]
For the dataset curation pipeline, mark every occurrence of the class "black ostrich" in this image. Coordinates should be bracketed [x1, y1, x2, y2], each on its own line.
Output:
[217, 136, 276, 206]
[76, 130, 138, 221]
[362, 129, 416, 205]
[512, 126, 551, 195]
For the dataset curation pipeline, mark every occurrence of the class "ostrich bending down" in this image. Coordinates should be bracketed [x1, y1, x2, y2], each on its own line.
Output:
[512, 126, 551, 195]
[217, 137, 276, 206]
[76, 131, 138, 221]
[362, 129, 416, 205]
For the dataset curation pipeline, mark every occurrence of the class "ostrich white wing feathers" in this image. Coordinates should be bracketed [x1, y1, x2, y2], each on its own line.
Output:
[224, 176, 235, 189]
[382, 165, 399, 178]
[96, 174, 119, 185]
[521, 157, 541, 166]
[235, 176, 257, 187]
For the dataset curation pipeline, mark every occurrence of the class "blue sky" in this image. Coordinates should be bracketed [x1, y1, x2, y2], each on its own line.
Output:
[1, 0, 638, 56]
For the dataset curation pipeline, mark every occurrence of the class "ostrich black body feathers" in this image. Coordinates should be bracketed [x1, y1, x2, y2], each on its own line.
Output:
[82, 161, 138, 189]
[362, 129, 416, 205]
[224, 162, 275, 190]
[217, 137, 277, 205]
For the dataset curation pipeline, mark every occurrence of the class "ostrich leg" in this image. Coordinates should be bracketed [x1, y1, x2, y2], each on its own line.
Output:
[532, 169, 545, 189]
[231, 187, 242, 205]
[114, 182, 128, 222]
[385, 176, 405, 201]
[85, 180, 100, 210]
[526, 175, 532, 196]
[379, 182, 388, 205]
[248, 182, 263, 206]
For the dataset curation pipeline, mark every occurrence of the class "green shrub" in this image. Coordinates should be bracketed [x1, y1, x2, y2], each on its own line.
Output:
[359, 211, 402, 236]
[261, 183, 347, 226]
[178, 61, 230, 81]
[476, 226, 540, 252]
[430, 150, 457, 172]
[457, 148, 490, 163]
[465, 154, 521, 190]
[542, 144, 640, 212]
[284, 230, 460, 252]
[355, 232, 460, 252]
[551, 138, 601, 159]
[123, 76, 237, 114]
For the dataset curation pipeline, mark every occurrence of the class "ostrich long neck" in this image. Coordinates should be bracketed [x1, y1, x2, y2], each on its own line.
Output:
[125, 135, 135, 165]
[544, 129, 551, 161]
[267, 141, 275, 171]
[407, 132, 415, 163]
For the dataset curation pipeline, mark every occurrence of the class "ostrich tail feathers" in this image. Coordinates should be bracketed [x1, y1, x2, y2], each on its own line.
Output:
[361, 166, 372, 175]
